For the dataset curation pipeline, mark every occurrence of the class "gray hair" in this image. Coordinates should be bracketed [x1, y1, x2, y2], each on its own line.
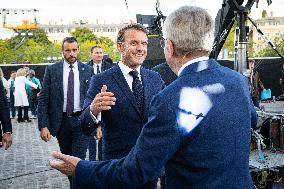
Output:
[162, 6, 214, 56]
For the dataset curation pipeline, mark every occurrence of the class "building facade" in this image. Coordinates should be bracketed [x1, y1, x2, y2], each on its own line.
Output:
[38, 22, 126, 43]
[251, 16, 284, 53]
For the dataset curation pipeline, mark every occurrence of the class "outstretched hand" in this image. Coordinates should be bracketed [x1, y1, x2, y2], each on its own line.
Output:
[49, 151, 80, 176]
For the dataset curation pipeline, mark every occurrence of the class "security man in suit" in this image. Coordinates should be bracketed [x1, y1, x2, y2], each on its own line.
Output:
[86, 45, 114, 161]
[38, 37, 93, 188]
[50, 6, 256, 188]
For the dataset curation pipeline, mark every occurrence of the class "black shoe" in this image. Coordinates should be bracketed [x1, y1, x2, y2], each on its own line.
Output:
[17, 119, 24, 123]
[25, 119, 32, 122]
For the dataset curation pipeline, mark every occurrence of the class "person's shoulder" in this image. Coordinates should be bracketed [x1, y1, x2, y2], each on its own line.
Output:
[48, 61, 63, 69]
[152, 63, 167, 71]
[80, 62, 93, 71]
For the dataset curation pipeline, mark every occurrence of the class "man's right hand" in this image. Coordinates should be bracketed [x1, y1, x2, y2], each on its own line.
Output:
[40, 127, 52, 142]
[90, 85, 116, 116]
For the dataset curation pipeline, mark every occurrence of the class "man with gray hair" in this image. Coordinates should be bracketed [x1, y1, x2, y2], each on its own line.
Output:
[50, 6, 257, 189]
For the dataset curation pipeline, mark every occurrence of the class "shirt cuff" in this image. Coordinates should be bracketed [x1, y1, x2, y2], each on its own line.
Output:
[90, 110, 101, 124]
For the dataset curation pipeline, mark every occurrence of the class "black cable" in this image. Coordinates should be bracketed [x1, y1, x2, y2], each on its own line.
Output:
[0, 168, 54, 182]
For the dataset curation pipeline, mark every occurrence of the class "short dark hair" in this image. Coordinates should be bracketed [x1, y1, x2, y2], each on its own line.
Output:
[90, 45, 102, 53]
[117, 23, 148, 43]
[248, 59, 255, 64]
[62, 37, 78, 50]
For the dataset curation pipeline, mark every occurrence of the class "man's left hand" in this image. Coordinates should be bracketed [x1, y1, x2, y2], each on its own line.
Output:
[49, 151, 80, 176]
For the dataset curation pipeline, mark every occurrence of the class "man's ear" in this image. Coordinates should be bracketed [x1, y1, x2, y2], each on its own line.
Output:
[167, 39, 175, 57]
[117, 43, 123, 53]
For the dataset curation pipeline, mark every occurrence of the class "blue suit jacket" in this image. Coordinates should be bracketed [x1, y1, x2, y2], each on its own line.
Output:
[80, 65, 165, 160]
[86, 59, 114, 72]
[37, 61, 93, 136]
[75, 59, 257, 189]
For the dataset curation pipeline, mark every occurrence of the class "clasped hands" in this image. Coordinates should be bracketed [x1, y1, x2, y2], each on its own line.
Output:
[90, 85, 116, 116]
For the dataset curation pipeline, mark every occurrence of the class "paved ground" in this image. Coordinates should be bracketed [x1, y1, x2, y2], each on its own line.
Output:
[0, 119, 69, 189]
[0, 118, 162, 189]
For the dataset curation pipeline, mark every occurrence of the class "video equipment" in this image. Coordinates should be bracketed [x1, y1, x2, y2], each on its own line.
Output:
[210, 0, 281, 75]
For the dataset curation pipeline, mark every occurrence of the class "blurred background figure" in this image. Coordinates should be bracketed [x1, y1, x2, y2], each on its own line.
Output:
[86, 45, 114, 161]
[26, 69, 42, 119]
[0, 67, 8, 94]
[0, 79, 12, 149]
[0, 67, 9, 147]
[280, 64, 284, 95]
[7, 71, 17, 119]
[14, 68, 38, 123]
[248, 59, 266, 107]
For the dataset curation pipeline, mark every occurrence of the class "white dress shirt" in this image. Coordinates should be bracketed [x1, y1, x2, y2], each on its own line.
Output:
[118, 62, 142, 91]
[90, 62, 142, 123]
[63, 60, 81, 112]
[93, 62, 102, 75]
[178, 56, 209, 76]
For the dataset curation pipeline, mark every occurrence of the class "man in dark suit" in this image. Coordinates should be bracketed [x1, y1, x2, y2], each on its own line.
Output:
[152, 62, 177, 86]
[50, 6, 256, 189]
[38, 37, 93, 188]
[86, 45, 114, 161]
[81, 23, 164, 189]
[0, 80, 12, 150]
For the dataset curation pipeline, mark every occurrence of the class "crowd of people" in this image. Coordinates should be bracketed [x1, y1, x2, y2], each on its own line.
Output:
[0, 4, 276, 189]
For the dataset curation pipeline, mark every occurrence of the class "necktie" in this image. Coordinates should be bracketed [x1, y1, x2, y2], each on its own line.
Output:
[66, 65, 74, 116]
[96, 65, 101, 74]
[129, 70, 144, 114]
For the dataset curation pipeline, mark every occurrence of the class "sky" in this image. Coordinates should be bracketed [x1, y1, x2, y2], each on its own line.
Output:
[1, 0, 284, 25]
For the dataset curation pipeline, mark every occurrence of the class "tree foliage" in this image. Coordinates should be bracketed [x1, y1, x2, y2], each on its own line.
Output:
[71, 27, 119, 62]
[255, 36, 284, 57]
[71, 27, 99, 43]
[0, 27, 120, 64]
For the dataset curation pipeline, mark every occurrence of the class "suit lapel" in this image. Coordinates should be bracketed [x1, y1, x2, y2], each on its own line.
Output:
[78, 62, 86, 107]
[112, 66, 141, 116]
[141, 68, 150, 118]
[57, 62, 64, 101]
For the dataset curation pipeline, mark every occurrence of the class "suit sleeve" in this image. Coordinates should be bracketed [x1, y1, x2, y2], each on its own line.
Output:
[79, 75, 101, 136]
[37, 66, 51, 130]
[75, 94, 181, 189]
[0, 80, 12, 133]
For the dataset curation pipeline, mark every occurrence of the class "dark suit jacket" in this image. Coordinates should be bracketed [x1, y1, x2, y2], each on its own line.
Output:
[75, 59, 257, 189]
[80, 65, 165, 160]
[37, 61, 93, 136]
[0, 80, 12, 133]
[152, 62, 177, 86]
[86, 60, 114, 72]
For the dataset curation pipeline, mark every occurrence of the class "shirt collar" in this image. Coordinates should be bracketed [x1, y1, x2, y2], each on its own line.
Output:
[118, 61, 141, 76]
[177, 56, 209, 76]
[64, 60, 78, 69]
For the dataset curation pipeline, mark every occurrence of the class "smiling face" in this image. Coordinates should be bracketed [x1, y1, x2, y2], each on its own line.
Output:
[117, 28, 148, 69]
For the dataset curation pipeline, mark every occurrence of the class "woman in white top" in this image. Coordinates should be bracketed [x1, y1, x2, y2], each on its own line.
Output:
[14, 68, 38, 122]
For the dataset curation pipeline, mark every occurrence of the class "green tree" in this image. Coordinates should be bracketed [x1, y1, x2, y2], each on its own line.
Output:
[71, 27, 119, 62]
[71, 27, 99, 43]
[0, 40, 15, 64]
[255, 36, 284, 57]
[262, 10, 268, 18]
[223, 21, 237, 58]
[7, 28, 51, 50]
